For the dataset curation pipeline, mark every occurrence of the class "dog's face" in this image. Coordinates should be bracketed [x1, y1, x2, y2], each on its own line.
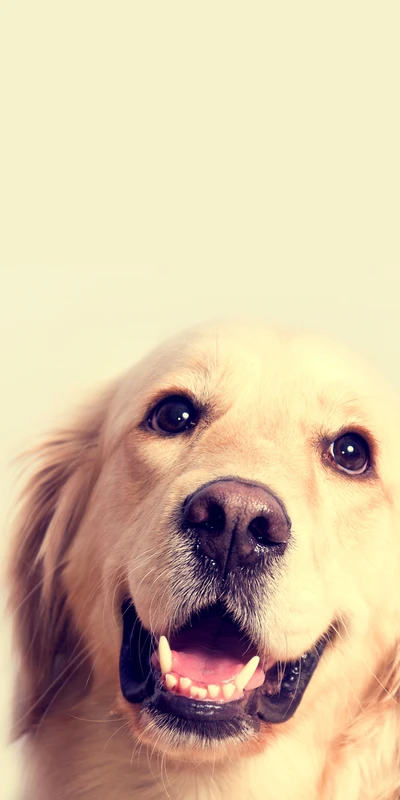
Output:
[10, 323, 400, 762]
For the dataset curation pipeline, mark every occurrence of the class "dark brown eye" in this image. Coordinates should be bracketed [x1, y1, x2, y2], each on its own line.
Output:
[329, 433, 370, 475]
[148, 395, 198, 435]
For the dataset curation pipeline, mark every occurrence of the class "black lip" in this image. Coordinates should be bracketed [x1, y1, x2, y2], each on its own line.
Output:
[119, 600, 155, 704]
[119, 600, 329, 734]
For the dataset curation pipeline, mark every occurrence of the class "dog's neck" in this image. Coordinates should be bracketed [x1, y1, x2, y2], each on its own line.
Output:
[20, 689, 399, 800]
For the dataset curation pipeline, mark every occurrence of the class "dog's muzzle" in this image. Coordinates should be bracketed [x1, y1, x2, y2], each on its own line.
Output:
[118, 479, 331, 744]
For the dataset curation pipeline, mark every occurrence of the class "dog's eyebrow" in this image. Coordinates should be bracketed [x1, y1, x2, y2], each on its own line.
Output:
[146, 357, 226, 402]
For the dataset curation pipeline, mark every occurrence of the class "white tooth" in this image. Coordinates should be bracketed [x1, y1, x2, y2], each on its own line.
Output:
[197, 688, 207, 700]
[190, 685, 202, 698]
[207, 684, 220, 699]
[222, 683, 235, 700]
[158, 635, 173, 675]
[235, 656, 260, 691]
[180, 677, 192, 690]
[165, 673, 178, 691]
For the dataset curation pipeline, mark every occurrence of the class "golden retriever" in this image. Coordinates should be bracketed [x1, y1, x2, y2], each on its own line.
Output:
[7, 322, 400, 800]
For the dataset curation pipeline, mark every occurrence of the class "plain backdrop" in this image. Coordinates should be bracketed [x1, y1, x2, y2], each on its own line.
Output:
[1, 2, 400, 797]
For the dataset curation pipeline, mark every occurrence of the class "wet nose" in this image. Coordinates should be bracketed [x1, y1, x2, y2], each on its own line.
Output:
[181, 478, 291, 573]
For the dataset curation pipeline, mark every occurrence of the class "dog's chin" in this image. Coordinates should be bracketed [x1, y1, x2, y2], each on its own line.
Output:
[117, 698, 282, 763]
[117, 599, 332, 759]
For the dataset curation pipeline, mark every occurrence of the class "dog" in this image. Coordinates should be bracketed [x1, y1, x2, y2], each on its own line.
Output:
[7, 322, 400, 799]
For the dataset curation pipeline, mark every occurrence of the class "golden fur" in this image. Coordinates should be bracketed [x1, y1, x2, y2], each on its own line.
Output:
[7, 322, 400, 799]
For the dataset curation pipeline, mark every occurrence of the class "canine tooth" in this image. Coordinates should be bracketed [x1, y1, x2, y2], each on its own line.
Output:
[158, 636, 173, 675]
[222, 683, 235, 700]
[235, 656, 260, 691]
[207, 684, 220, 699]
[180, 677, 192, 690]
[165, 673, 178, 691]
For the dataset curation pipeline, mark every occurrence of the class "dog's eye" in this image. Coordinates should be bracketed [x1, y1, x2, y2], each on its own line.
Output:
[328, 433, 370, 475]
[148, 395, 198, 435]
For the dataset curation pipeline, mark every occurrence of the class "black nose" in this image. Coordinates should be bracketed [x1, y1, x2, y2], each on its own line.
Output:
[181, 478, 291, 573]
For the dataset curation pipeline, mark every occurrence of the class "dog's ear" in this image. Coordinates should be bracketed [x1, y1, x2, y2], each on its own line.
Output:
[8, 386, 115, 737]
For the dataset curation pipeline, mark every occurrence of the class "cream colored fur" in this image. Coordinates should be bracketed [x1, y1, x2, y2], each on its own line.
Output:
[8, 323, 400, 799]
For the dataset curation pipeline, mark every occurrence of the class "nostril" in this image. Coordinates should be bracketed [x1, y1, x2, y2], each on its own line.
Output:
[183, 498, 226, 534]
[248, 515, 276, 546]
[204, 502, 225, 534]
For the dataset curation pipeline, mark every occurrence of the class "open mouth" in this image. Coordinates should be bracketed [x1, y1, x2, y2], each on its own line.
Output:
[119, 600, 329, 741]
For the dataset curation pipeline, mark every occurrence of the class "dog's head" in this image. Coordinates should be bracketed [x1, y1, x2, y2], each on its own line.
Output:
[9, 323, 400, 761]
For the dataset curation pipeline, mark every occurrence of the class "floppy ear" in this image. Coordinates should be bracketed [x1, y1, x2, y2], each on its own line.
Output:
[8, 386, 115, 737]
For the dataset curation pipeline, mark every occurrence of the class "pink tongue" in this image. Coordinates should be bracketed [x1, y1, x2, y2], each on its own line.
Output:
[171, 646, 246, 684]
[159, 609, 266, 689]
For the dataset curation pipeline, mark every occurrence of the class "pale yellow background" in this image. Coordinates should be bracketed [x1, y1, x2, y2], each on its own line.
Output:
[1, 2, 400, 797]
